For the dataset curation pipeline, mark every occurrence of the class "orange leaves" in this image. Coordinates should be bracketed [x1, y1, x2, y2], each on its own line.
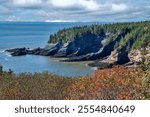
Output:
[63, 66, 145, 100]
[0, 72, 73, 100]
[117, 92, 132, 100]
[118, 79, 124, 86]
[0, 66, 147, 100]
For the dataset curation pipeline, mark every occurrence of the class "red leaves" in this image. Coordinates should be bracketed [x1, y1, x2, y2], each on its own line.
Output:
[0, 66, 147, 100]
[63, 66, 145, 100]
[117, 92, 132, 100]
[118, 79, 123, 86]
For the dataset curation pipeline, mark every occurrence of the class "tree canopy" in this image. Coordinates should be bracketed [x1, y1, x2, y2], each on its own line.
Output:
[48, 21, 150, 50]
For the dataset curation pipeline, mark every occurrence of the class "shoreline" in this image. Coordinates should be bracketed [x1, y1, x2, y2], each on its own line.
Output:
[2, 48, 143, 74]
[49, 56, 141, 71]
[49, 56, 98, 70]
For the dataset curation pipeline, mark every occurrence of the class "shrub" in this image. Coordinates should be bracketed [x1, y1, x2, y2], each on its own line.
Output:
[0, 72, 73, 100]
[63, 66, 145, 100]
[0, 65, 3, 74]
[0, 66, 149, 100]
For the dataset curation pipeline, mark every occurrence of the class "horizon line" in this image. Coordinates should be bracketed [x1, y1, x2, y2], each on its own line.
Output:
[0, 20, 149, 24]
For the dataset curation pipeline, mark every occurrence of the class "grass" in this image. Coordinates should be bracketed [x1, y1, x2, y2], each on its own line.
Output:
[0, 66, 149, 100]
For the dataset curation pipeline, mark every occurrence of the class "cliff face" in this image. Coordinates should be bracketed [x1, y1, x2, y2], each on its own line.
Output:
[55, 31, 104, 57]
[46, 27, 133, 64]
[6, 21, 150, 66]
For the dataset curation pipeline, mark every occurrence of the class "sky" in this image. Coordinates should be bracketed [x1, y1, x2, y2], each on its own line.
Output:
[0, 0, 150, 22]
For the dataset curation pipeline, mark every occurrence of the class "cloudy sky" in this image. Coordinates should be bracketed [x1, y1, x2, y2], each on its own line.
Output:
[0, 0, 150, 22]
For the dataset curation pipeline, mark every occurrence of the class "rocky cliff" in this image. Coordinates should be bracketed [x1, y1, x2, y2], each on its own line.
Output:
[6, 21, 150, 67]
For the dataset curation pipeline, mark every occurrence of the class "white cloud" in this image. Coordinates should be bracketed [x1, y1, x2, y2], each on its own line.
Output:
[45, 19, 76, 22]
[111, 3, 127, 12]
[12, 0, 42, 7]
[36, 10, 49, 17]
[48, 0, 127, 12]
[79, 0, 99, 11]
[35, 1, 129, 22]
[49, 0, 99, 11]
[1, 0, 145, 22]
[132, 11, 143, 15]
[49, 0, 77, 8]
[11, 0, 127, 12]
[5, 16, 20, 21]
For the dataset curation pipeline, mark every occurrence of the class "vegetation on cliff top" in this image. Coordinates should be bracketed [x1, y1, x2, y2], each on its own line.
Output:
[48, 21, 150, 50]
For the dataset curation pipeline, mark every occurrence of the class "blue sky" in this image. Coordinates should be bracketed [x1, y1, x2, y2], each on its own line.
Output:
[0, 0, 150, 22]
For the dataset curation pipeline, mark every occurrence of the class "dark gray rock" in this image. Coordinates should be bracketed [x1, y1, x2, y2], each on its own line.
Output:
[6, 41, 63, 57]
[5, 48, 28, 56]
[41, 42, 63, 56]
[54, 42, 78, 57]
[115, 48, 130, 65]
[55, 32, 104, 57]
[88, 61, 113, 69]
[28, 47, 42, 55]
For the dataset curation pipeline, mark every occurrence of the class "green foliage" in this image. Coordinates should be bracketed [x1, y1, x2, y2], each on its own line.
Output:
[140, 46, 150, 71]
[0, 65, 13, 75]
[0, 65, 3, 74]
[141, 64, 150, 99]
[8, 69, 13, 75]
[140, 57, 148, 71]
[48, 21, 150, 50]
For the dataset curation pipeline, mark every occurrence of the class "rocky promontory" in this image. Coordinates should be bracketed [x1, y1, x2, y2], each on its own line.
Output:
[6, 21, 150, 68]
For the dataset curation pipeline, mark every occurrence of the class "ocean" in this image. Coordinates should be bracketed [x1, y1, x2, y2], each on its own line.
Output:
[0, 22, 96, 77]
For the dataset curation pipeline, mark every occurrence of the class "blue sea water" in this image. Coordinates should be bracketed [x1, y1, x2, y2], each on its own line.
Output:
[0, 22, 96, 77]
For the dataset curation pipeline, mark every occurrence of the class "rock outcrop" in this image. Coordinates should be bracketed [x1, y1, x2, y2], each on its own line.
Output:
[6, 48, 28, 56]
[5, 42, 63, 56]
[5, 25, 150, 67]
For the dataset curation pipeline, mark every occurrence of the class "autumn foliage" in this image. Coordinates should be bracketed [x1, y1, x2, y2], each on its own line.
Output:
[0, 66, 149, 100]
[0, 72, 72, 100]
[63, 66, 145, 100]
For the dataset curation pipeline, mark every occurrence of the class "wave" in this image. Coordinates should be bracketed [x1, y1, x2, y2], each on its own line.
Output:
[0, 50, 5, 53]
[5, 53, 12, 57]
[0, 50, 12, 57]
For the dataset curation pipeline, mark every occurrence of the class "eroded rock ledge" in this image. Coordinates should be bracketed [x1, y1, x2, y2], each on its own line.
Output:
[5, 26, 150, 69]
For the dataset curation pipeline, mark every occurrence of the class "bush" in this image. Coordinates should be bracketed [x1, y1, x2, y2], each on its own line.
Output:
[0, 66, 149, 100]
[0, 65, 3, 74]
[0, 72, 72, 100]
[63, 66, 145, 100]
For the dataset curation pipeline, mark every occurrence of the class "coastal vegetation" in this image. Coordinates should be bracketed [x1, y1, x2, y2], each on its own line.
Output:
[0, 67, 73, 100]
[48, 21, 150, 50]
[0, 62, 150, 100]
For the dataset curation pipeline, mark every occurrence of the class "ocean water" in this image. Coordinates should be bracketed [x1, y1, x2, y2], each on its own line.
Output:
[0, 22, 96, 77]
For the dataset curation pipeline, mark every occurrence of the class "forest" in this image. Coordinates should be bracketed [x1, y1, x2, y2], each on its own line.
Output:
[49, 21, 150, 50]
